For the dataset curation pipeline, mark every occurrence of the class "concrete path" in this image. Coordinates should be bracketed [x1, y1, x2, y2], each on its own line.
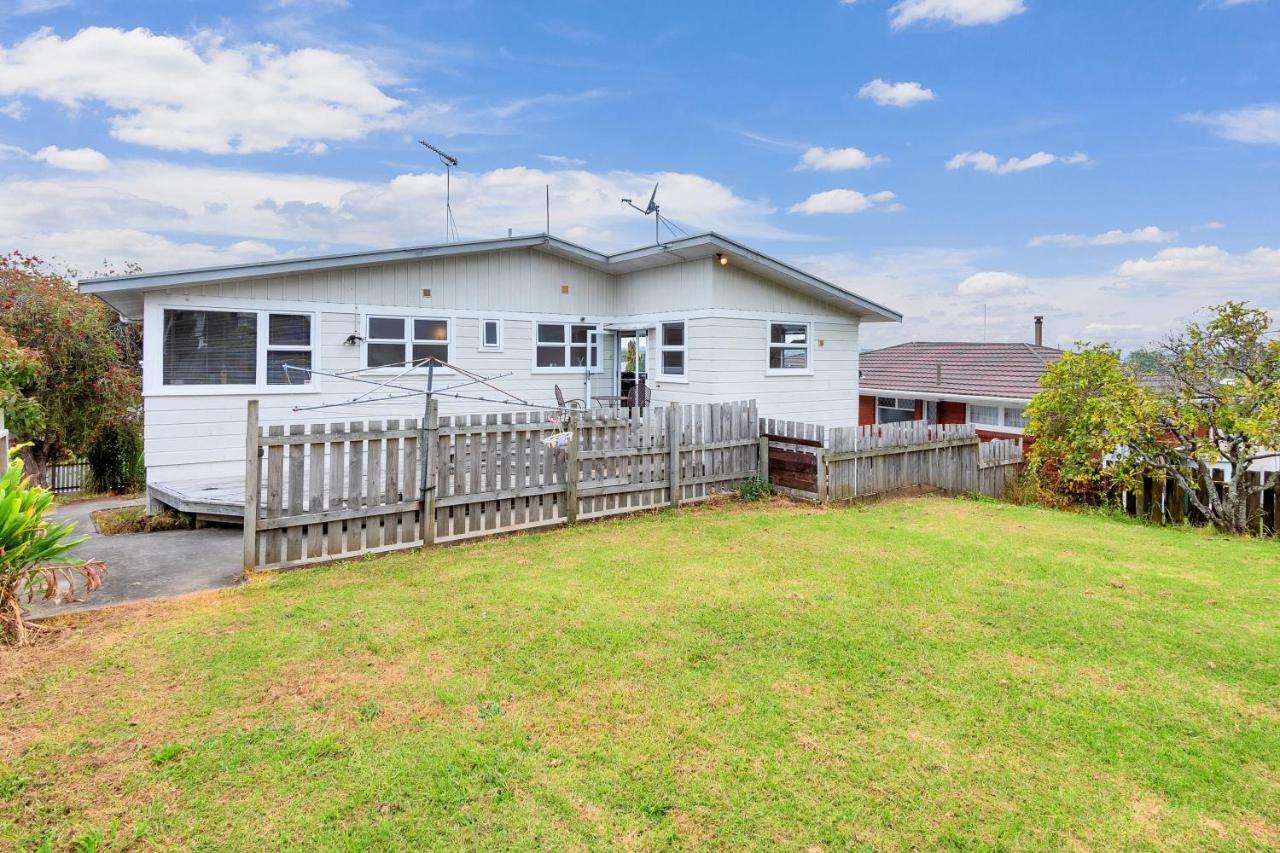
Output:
[24, 496, 244, 620]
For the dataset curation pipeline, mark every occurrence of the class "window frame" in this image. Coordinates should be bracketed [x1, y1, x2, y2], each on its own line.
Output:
[153, 304, 318, 395]
[875, 396, 917, 425]
[658, 320, 688, 382]
[363, 314, 452, 372]
[265, 312, 315, 387]
[966, 402, 1027, 433]
[765, 320, 813, 376]
[532, 321, 601, 373]
[479, 318, 503, 352]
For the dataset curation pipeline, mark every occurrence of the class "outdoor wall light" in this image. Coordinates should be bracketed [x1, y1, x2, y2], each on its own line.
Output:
[716, 253, 728, 266]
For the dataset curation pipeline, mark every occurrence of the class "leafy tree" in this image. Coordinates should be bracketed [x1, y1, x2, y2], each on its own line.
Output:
[0, 328, 41, 431]
[1026, 302, 1280, 533]
[0, 252, 140, 486]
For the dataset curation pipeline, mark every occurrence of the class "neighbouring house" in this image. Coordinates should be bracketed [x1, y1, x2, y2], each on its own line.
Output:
[80, 232, 901, 503]
[858, 317, 1062, 442]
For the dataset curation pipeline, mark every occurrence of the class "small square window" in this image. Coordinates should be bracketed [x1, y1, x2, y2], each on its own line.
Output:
[368, 317, 404, 340]
[481, 319, 501, 350]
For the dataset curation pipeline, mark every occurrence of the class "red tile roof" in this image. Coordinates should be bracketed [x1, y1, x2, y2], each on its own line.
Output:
[860, 341, 1063, 401]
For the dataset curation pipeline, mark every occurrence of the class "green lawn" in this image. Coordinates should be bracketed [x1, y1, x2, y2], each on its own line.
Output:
[2, 497, 1278, 849]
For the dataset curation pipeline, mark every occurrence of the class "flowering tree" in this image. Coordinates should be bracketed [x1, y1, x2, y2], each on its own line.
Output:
[1026, 302, 1280, 533]
[0, 252, 140, 486]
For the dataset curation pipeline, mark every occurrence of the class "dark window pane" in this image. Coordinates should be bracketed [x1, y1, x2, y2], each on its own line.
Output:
[877, 406, 914, 424]
[411, 343, 449, 365]
[770, 322, 807, 345]
[162, 309, 257, 385]
[570, 324, 590, 344]
[662, 322, 684, 347]
[268, 314, 310, 346]
[537, 323, 564, 344]
[662, 350, 684, 374]
[569, 345, 589, 367]
[769, 347, 808, 370]
[537, 345, 566, 368]
[367, 342, 406, 368]
[483, 320, 499, 347]
[876, 397, 896, 408]
[368, 317, 404, 340]
[414, 319, 448, 342]
[267, 350, 312, 384]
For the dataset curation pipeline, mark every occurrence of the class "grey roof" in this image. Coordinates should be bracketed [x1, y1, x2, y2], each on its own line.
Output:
[80, 232, 902, 323]
[860, 341, 1064, 401]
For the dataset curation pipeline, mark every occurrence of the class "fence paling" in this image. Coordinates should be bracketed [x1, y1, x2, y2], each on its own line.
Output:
[1121, 469, 1277, 536]
[245, 400, 760, 570]
[761, 419, 1024, 502]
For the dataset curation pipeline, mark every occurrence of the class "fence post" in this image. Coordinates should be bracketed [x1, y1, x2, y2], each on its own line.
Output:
[421, 398, 439, 547]
[242, 400, 259, 570]
[566, 411, 580, 523]
[758, 434, 769, 484]
[815, 446, 828, 503]
[667, 402, 681, 507]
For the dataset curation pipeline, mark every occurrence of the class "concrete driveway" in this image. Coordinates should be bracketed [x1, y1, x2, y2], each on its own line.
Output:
[24, 496, 244, 620]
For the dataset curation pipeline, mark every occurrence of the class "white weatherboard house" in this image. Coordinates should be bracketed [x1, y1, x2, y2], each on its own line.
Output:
[81, 233, 901, 506]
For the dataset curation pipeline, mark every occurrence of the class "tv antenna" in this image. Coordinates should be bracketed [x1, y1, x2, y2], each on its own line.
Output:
[419, 138, 460, 242]
[622, 182, 662, 245]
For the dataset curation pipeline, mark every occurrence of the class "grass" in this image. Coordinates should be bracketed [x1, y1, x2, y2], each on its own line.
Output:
[2, 496, 1278, 849]
[89, 505, 190, 536]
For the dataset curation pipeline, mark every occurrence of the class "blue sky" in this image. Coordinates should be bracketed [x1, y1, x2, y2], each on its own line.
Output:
[1, 0, 1277, 349]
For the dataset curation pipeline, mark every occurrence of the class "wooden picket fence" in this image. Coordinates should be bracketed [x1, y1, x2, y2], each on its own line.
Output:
[243, 400, 760, 570]
[761, 419, 1025, 501]
[1123, 468, 1278, 536]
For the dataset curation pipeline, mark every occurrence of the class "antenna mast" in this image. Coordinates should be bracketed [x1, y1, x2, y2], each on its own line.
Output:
[419, 138, 460, 242]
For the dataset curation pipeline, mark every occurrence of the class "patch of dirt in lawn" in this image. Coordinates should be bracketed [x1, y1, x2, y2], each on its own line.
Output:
[91, 504, 191, 535]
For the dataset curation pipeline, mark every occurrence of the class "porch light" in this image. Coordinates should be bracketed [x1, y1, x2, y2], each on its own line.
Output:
[716, 253, 728, 266]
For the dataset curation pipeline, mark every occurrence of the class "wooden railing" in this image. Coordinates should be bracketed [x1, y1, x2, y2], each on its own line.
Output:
[244, 400, 760, 570]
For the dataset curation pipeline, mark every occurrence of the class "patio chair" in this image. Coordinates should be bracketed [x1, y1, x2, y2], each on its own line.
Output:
[554, 384, 585, 411]
[625, 382, 652, 409]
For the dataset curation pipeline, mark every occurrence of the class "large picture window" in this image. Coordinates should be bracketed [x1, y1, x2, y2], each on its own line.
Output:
[660, 321, 685, 377]
[968, 404, 1000, 426]
[366, 316, 450, 369]
[767, 321, 810, 371]
[536, 322, 596, 369]
[162, 309, 258, 386]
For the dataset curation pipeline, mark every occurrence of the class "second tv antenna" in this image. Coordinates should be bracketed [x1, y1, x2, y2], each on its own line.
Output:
[622, 182, 661, 245]
[419, 138, 459, 242]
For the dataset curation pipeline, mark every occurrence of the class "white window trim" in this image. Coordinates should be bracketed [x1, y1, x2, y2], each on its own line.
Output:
[148, 304, 319, 396]
[765, 319, 814, 377]
[479, 318, 503, 352]
[363, 314, 453, 374]
[531, 321, 601, 374]
[657, 320, 689, 383]
[875, 396, 916, 425]
[265, 312, 315, 388]
[966, 402, 1026, 434]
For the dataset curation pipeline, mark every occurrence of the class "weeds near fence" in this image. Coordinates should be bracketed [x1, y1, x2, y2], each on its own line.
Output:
[736, 477, 773, 502]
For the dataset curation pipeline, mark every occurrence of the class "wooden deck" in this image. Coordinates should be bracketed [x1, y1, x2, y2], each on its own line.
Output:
[149, 478, 248, 522]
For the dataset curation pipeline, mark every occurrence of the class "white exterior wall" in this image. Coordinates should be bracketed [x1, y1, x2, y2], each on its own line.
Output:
[142, 250, 862, 484]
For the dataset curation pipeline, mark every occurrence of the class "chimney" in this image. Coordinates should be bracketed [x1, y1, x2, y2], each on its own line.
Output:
[1033, 315, 1044, 347]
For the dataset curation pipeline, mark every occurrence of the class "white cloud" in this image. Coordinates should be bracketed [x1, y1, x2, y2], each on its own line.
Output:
[946, 150, 1090, 175]
[0, 27, 405, 154]
[537, 154, 586, 166]
[788, 189, 895, 215]
[1184, 104, 1280, 144]
[889, 0, 1026, 29]
[957, 271, 1029, 298]
[10, 0, 75, 14]
[1029, 225, 1177, 248]
[795, 146, 886, 171]
[857, 79, 935, 108]
[33, 144, 109, 171]
[1115, 245, 1280, 287]
[1201, 0, 1264, 7]
[0, 157, 796, 271]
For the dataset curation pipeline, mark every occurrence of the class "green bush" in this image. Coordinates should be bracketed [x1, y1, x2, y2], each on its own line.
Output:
[86, 419, 144, 494]
[736, 477, 773, 502]
[1, 449, 104, 646]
